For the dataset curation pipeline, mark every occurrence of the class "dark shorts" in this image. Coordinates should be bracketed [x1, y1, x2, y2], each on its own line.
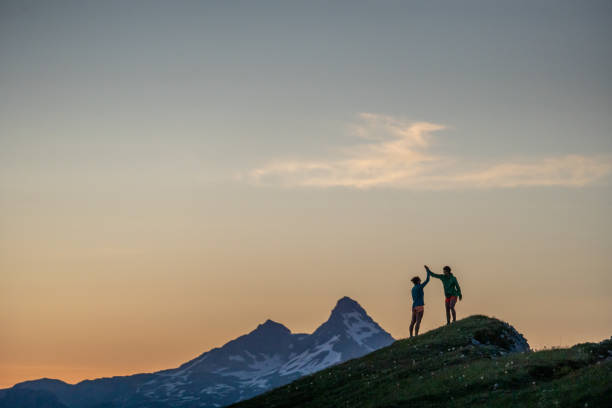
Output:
[445, 296, 457, 307]
[412, 306, 424, 313]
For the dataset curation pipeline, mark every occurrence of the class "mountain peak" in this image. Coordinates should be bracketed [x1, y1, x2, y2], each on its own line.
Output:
[331, 296, 367, 316]
[254, 319, 291, 335]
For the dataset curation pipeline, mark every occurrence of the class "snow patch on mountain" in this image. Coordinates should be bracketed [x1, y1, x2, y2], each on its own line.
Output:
[279, 335, 343, 376]
[342, 311, 379, 349]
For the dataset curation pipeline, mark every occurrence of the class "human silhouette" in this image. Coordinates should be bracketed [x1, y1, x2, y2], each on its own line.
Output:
[426, 265, 462, 324]
[409, 266, 431, 337]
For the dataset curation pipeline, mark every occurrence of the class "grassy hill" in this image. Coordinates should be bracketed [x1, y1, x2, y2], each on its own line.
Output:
[230, 315, 611, 408]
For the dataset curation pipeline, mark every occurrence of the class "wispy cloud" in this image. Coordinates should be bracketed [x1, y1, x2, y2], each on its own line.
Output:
[247, 113, 612, 189]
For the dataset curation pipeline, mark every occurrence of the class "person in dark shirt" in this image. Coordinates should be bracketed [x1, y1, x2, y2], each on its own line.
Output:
[410, 266, 431, 337]
[426, 265, 462, 325]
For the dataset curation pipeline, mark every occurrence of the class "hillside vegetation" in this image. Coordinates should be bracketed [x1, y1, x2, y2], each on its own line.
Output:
[231, 315, 612, 408]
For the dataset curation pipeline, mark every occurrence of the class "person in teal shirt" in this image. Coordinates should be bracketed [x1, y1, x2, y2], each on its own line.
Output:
[426, 265, 462, 325]
[410, 266, 431, 337]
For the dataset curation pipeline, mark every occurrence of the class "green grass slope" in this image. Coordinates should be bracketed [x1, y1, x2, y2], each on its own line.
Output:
[230, 315, 612, 408]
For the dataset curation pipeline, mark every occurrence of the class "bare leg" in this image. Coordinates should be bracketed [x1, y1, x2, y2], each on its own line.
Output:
[415, 310, 424, 336]
[449, 297, 457, 323]
[409, 310, 417, 337]
[445, 303, 451, 325]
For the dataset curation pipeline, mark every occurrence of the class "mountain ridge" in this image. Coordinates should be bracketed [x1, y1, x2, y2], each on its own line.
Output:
[1, 296, 394, 408]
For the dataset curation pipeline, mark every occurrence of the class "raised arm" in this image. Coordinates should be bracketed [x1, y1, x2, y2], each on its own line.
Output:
[421, 270, 431, 287]
[424, 265, 443, 279]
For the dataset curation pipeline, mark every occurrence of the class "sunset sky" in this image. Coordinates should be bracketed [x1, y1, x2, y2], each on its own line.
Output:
[1, 0, 611, 389]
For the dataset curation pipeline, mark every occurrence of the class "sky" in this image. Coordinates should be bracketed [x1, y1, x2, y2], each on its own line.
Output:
[1, 0, 611, 389]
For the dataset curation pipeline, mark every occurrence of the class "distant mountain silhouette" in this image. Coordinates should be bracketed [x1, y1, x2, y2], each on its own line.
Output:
[1, 297, 394, 408]
[0, 386, 68, 408]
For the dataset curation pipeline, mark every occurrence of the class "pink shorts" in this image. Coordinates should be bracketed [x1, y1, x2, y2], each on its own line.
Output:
[445, 296, 458, 307]
[412, 306, 424, 313]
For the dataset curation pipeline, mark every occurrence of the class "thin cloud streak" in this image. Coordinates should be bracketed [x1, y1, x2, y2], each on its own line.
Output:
[248, 114, 612, 189]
